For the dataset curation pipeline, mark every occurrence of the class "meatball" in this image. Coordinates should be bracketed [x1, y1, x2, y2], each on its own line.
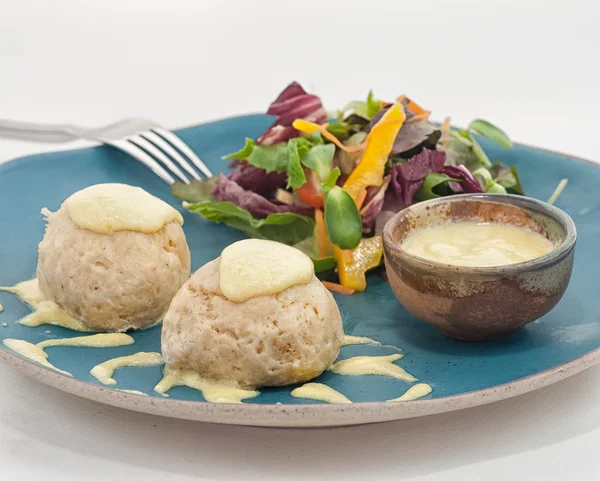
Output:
[161, 258, 344, 389]
[37, 202, 190, 332]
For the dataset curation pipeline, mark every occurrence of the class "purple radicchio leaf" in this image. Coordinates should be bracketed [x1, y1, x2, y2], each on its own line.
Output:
[442, 165, 483, 194]
[360, 177, 391, 233]
[227, 162, 287, 196]
[228, 82, 327, 189]
[374, 190, 407, 236]
[390, 149, 482, 205]
[257, 82, 326, 145]
[390, 149, 446, 205]
[213, 175, 312, 219]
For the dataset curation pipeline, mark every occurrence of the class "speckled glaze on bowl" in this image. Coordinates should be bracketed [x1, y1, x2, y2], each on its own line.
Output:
[383, 194, 577, 341]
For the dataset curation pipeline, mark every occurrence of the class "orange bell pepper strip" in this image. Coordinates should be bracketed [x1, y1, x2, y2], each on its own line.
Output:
[341, 103, 406, 203]
[335, 236, 383, 292]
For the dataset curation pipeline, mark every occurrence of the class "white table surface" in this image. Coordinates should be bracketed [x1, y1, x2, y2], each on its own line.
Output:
[1, 1, 599, 479]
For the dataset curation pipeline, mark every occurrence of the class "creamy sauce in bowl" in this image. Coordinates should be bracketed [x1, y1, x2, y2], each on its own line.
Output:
[401, 221, 555, 267]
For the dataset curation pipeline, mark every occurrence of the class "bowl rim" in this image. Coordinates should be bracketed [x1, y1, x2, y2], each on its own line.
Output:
[382, 193, 577, 275]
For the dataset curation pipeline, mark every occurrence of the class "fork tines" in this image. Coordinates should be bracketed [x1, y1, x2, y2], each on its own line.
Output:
[113, 128, 212, 185]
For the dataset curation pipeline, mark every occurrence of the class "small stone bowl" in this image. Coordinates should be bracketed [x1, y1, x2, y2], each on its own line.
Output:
[382, 194, 577, 341]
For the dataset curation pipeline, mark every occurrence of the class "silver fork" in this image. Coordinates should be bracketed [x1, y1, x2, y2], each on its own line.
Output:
[0, 118, 213, 185]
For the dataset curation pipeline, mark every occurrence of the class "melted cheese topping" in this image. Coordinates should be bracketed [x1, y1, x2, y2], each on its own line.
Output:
[329, 354, 417, 382]
[2, 339, 71, 376]
[0, 279, 91, 331]
[387, 383, 433, 402]
[402, 222, 554, 267]
[66, 183, 183, 234]
[91, 352, 164, 385]
[219, 239, 314, 302]
[291, 383, 351, 404]
[154, 366, 259, 403]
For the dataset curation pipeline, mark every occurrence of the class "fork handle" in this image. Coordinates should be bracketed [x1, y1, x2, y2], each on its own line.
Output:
[0, 119, 85, 143]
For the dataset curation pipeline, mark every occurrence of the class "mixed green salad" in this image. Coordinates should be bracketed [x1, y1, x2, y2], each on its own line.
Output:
[172, 82, 543, 294]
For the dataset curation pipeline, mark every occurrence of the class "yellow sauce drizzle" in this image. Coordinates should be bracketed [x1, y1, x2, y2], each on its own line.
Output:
[0, 279, 91, 332]
[90, 352, 164, 385]
[2, 333, 134, 377]
[341, 335, 381, 346]
[2, 339, 71, 376]
[386, 383, 433, 402]
[341, 334, 402, 352]
[329, 354, 417, 383]
[291, 382, 351, 404]
[37, 333, 133, 349]
[116, 389, 148, 396]
[154, 365, 259, 403]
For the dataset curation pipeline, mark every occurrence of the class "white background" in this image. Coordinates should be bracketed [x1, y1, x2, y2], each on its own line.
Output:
[1, 0, 599, 479]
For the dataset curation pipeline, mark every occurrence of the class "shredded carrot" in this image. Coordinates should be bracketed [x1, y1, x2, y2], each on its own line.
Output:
[396, 95, 430, 117]
[355, 189, 368, 210]
[322, 281, 356, 296]
[439, 116, 451, 151]
[407, 101, 429, 116]
[314, 209, 328, 258]
[406, 112, 431, 123]
[292, 119, 366, 153]
[319, 123, 366, 153]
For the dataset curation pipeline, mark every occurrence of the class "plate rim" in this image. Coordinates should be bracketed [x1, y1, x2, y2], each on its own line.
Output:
[1, 113, 599, 427]
[2, 345, 599, 427]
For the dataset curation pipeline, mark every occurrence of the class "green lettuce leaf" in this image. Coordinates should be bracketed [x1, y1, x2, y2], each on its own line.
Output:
[322, 167, 341, 192]
[468, 133, 493, 167]
[469, 119, 512, 148]
[313, 256, 337, 273]
[222, 138, 255, 160]
[489, 164, 524, 194]
[444, 134, 478, 170]
[286, 139, 307, 189]
[301, 144, 336, 180]
[415, 173, 459, 201]
[171, 177, 218, 203]
[366, 90, 383, 119]
[326, 122, 352, 141]
[222, 139, 289, 174]
[293, 237, 337, 273]
[186, 201, 314, 246]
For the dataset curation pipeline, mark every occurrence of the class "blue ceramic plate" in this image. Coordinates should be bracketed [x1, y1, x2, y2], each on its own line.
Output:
[1, 114, 599, 427]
